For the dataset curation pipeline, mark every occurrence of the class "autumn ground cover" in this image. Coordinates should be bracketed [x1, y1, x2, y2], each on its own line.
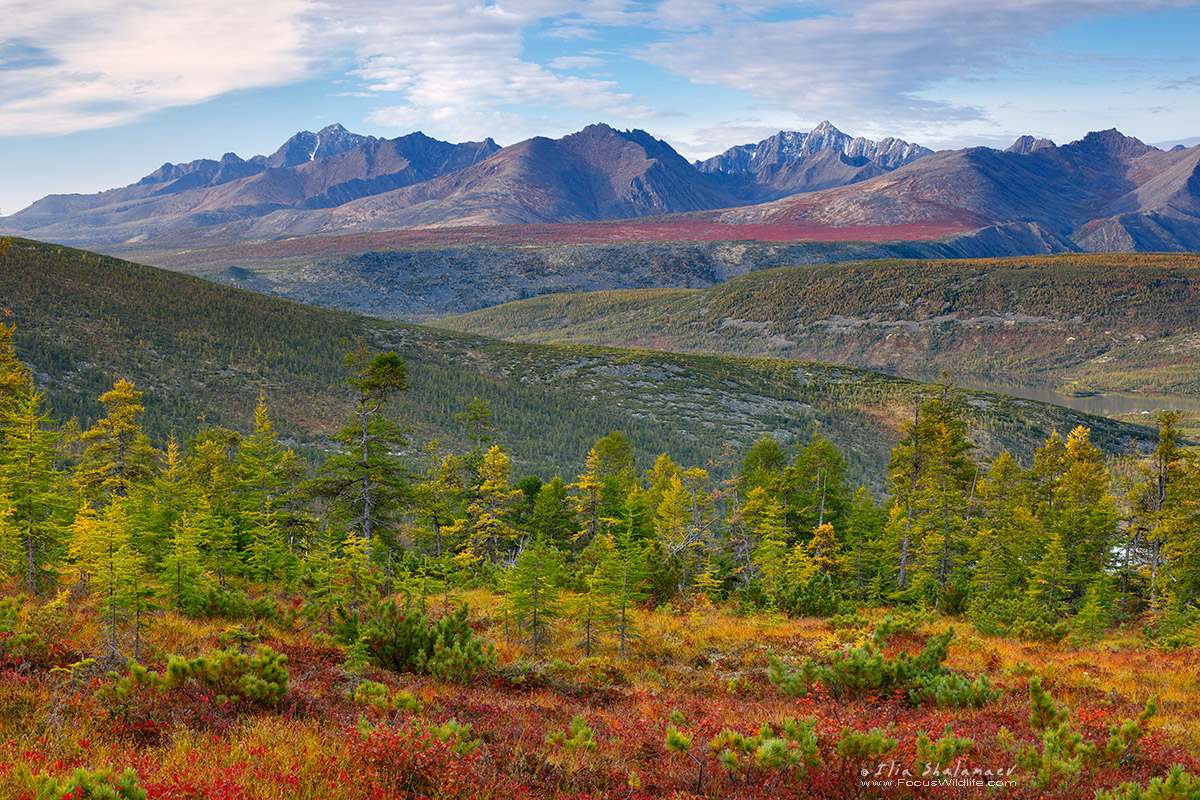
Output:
[122, 218, 968, 268]
[1, 588, 1196, 800]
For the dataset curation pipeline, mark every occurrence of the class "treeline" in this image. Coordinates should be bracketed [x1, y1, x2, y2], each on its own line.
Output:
[2, 317, 1198, 658]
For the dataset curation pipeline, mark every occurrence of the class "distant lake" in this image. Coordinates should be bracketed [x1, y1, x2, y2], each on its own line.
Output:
[906, 374, 1200, 417]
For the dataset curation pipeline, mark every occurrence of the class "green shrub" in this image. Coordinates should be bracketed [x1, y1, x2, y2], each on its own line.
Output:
[909, 672, 998, 709]
[779, 571, 838, 618]
[346, 600, 494, 683]
[166, 645, 289, 706]
[192, 587, 280, 622]
[1096, 765, 1200, 800]
[352, 680, 420, 714]
[35, 767, 147, 800]
[768, 622, 993, 708]
[710, 719, 820, 777]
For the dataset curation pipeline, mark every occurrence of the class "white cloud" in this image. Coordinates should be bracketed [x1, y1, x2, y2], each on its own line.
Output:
[330, 0, 658, 141]
[0, 0, 1194, 151]
[640, 0, 1197, 137]
[0, 0, 317, 135]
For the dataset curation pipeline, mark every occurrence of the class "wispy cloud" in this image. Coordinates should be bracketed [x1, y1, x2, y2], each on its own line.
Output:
[334, 0, 658, 138]
[0, 0, 317, 135]
[640, 0, 1197, 135]
[0, 0, 1194, 146]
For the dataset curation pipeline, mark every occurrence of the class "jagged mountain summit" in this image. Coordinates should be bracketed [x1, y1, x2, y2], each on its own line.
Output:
[695, 121, 933, 201]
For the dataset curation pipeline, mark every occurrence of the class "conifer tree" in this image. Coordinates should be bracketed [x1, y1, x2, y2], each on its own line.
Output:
[1028, 527, 1069, 615]
[644, 453, 682, 516]
[611, 486, 648, 657]
[138, 433, 191, 565]
[0, 380, 69, 593]
[161, 512, 207, 613]
[75, 379, 158, 502]
[309, 343, 410, 555]
[570, 433, 637, 548]
[787, 436, 848, 531]
[113, 540, 155, 660]
[808, 522, 842, 580]
[67, 502, 106, 590]
[843, 487, 883, 600]
[1053, 426, 1118, 598]
[0, 322, 29, 423]
[740, 434, 787, 494]
[746, 487, 787, 597]
[530, 476, 580, 552]
[1131, 412, 1188, 615]
[694, 553, 723, 600]
[887, 377, 975, 594]
[509, 533, 562, 656]
[1073, 578, 1113, 647]
[571, 534, 619, 657]
[450, 445, 524, 563]
[413, 441, 463, 557]
[237, 395, 300, 587]
[88, 500, 135, 656]
[572, 447, 606, 546]
[968, 452, 1025, 597]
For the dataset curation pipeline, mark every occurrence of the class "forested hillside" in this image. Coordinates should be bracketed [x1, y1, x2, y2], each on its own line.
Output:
[0, 238, 1150, 490]
[437, 253, 1200, 395]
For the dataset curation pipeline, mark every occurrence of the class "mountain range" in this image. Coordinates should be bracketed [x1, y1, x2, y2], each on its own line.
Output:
[0, 121, 931, 245]
[4, 121, 1199, 268]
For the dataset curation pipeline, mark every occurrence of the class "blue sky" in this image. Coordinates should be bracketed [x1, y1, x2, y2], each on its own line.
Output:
[1, 0, 1198, 215]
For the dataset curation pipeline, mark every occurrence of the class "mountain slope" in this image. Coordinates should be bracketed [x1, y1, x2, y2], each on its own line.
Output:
[695, 121, 932, 202]
[308, 123, 738, 229]
[0, 238, 1154, 487]
[2, 126, 501, 245]
[708, 131, 1200, 251]
[434, 253, 1200, 395]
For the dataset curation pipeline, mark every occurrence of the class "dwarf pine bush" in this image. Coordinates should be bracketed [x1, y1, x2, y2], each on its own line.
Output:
[166, 645, 289, 706]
